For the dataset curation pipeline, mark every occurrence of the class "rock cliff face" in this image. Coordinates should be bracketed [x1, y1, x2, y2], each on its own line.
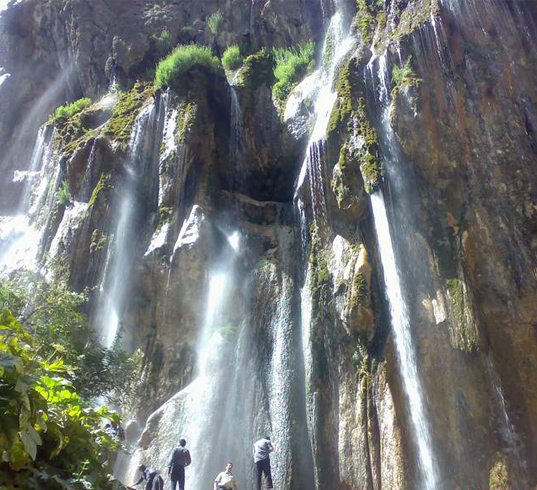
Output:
[1, 0, 537, 489]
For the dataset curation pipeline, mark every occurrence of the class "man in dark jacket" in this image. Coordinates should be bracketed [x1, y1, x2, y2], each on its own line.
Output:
[133, 464, 164, 490]
[168, 438, 192, 490]
[253, 436, 274, 490]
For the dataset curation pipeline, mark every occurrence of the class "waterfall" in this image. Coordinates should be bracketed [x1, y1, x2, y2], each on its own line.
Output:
[0, 128, 58, 276]
[370, 192, 438, 489]
[229, 87, 247, 191]
[365, 51, 440, 488]
[294, 11, 354, 202]
[96, 102, 158, 348]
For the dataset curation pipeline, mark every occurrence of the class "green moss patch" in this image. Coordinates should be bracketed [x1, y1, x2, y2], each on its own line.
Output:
[105, 82, 154, 150]
[87, 173, 111, 213]
[175, 102, 198, 143]
[237, 48, 275, 91]
[445, 278, 478, 353]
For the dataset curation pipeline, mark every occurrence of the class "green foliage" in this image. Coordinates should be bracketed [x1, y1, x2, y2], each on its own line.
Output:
[179, 26, 195, 42]
[273, 42, 315, 103]
[207, 11, 224, 36]
[87, 173, 111, 211]
[445, 278, 477, 353]
[237, 48, 275, 90]
[350, 271, 367, 309]
[326, 58, 361, 138]
[353, 0, 381, 44]
[105, 82, 154, 148]
[50, 98, 92, 124]
[0, 272, 141, 405]
[222, 45, 243, 71]
[391, 56, 421, 95]
[155, 29, 173, 56]
[175, 102, 198, 142]
[90, 229, 108, 254]
[154, 44, 220, 90]
[158, 205, 173, 224]
[217, 322, 238, 338]
[308, 227, 331, 309]
[55, 180, 71, 206]
[0, 308, 121, 489]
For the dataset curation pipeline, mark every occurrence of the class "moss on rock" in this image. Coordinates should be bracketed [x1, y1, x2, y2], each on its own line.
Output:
[236, 48, 275, 91]
[175, 102, 198, 143]
[105, 82, 155, 150]
[445, 278, 478, 353]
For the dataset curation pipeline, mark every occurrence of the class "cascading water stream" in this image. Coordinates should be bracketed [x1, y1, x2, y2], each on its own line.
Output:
[96, 102, 157, 348]
[291, 6, 354, 262]
[0, 128, 58, 276]
[370, 192, 438, 489]
[366, 54, 439, 489]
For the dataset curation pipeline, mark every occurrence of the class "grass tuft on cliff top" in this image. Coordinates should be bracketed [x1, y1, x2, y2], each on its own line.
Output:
[222, 45, 243, 71]
[49, 97, 92, 124]
[154, 44, 220, 90]
[273, 42, 315, 103]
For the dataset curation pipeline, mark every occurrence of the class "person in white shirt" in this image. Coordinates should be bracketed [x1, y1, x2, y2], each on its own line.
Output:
[214, 462, 238, 490]
[253, 436, 274, 490]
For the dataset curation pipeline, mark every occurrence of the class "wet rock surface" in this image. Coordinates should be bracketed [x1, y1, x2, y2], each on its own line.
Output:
[1, 0, 537, 489]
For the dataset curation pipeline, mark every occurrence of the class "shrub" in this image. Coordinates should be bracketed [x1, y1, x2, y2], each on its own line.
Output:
[0, 272, 141, 405]
[154, 44, 220, 90]
[207, 10, 224, 36]
[155, 29, 173, 56]
[50, 97, 92, 123]
[56, 179, 70, 206]
[0, 308, 121, 489]
[391, 56, 421, 95]
[222, 45, 243, 71]
[273, 41, 315, 103]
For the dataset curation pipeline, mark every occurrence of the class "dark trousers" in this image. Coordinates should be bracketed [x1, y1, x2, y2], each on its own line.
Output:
[255, 457, 273, 490]
[170, 466, 185, 490]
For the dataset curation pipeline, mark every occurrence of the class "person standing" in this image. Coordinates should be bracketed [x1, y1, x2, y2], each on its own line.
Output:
[214, 462, 238, 490]
[253, 436, 274, 490]
[168, 438, 192, 490]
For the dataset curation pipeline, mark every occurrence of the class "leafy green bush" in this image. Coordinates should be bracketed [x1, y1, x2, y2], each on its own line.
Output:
[0, 308, 121, 489]
[51, 97, 92, 123]
[155, 29, 173, 56]
[273, 42, 315, 103]
[391, 56, 421, 95]
[56, 179, 71, 206]
[222, 45, 243, 71]
[154, 44, 220, 90]
[0, 272, 141, 405]
[207, 10, 224, 36]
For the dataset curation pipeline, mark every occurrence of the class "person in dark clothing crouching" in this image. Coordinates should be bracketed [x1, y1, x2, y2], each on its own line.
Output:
[168, 438, 192, 490]
[253, 436, 274, 490]
[133, 464, 164, 490]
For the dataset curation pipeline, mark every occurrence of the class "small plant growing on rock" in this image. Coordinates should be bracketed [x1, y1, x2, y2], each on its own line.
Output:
[154, 44, 220, 90]
[155, 29, 173, 56]
[56, 180, 71, 206]
[391, 56, 421, 95]
[273, 41, 315, 104]
[207, 11, 224, 36]
[222, 45, 243, 71]
[49, 97, 92, 124]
